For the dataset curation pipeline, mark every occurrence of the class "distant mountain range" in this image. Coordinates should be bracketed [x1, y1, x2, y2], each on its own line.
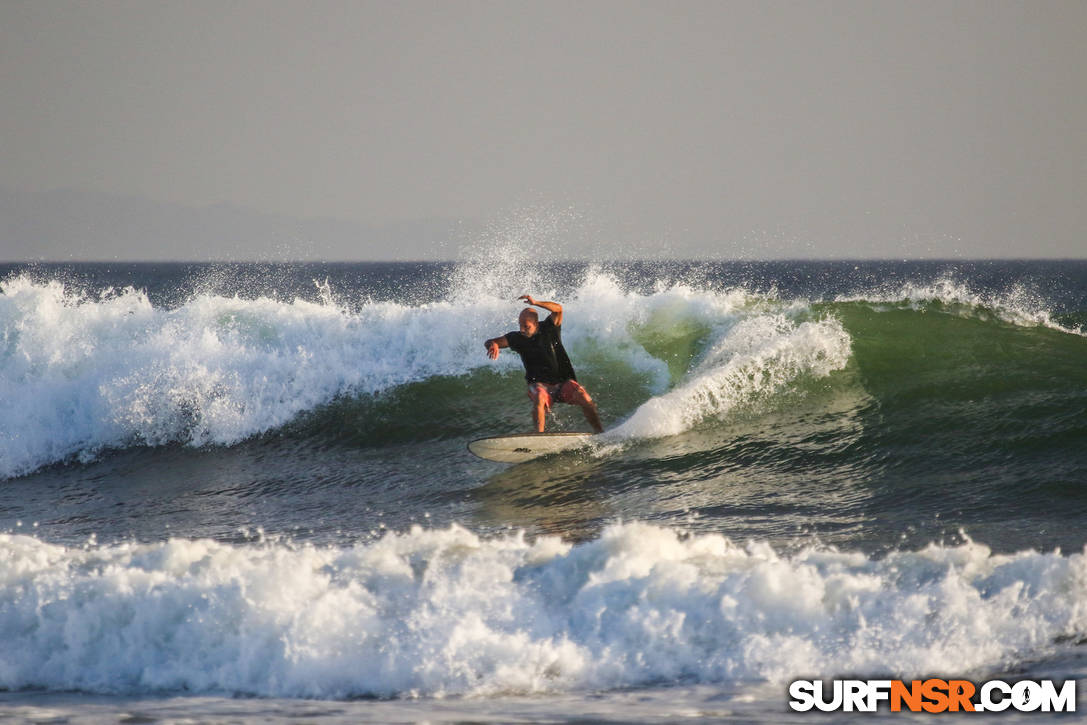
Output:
[0, 187, 475, 261]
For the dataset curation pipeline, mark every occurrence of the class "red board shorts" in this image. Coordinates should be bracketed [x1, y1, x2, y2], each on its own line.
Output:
[527, 380, 589, 410]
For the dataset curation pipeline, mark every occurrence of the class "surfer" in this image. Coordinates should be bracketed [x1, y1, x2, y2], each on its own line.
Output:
[484, 295, 604, 434]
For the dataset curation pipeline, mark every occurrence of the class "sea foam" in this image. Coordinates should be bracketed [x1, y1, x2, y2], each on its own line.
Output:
[0, 523, 1083, 698]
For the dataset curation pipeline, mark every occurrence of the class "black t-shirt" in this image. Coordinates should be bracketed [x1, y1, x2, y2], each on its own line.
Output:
[504, 316, 577, 384]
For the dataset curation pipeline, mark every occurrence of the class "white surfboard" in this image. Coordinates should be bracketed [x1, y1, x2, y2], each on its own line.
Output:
[468, 432, 596, 463]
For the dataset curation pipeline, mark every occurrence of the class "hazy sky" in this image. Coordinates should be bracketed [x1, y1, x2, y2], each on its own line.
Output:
[2, 0, 1085, 260]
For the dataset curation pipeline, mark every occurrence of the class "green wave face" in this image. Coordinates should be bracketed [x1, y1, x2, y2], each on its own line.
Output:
[833, 301, 1087, 403]
[626, 302, 715, 386]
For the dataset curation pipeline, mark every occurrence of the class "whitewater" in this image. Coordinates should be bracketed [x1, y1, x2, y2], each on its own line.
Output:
[2, 524, 1085, 698]
[1, 259, 1086, 721]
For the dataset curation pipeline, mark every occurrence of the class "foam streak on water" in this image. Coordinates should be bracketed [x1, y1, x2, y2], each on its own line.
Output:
[0, 523, 1084, 699]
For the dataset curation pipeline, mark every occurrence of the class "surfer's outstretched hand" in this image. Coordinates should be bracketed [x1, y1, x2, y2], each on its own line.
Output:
[518, 295, 537, 306]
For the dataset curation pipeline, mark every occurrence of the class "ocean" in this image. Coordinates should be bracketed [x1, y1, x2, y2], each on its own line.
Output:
[0, 256, 1085, 722]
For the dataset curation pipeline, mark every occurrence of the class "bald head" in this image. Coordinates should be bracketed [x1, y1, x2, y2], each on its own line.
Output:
[518, 307, 539, 337]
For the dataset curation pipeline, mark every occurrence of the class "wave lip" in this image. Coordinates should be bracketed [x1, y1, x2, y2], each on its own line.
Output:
[1, 523, 1083, 698]
[612, 313, 852, 440]
[835, 276, 1086, 336]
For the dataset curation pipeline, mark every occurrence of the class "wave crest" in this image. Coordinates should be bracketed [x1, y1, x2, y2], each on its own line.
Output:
[612, 314, 852, 439]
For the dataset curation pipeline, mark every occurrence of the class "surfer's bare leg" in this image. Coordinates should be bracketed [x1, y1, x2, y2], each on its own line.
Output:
[561, 381, 604, 433]
[576, 399, 603, 433]
[533, 397, 547, 432]
[583, 401, 603, 433]
[528, 383, 551, 432]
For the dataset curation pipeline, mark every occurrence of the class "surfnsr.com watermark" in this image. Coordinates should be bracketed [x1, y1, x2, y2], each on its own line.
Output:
[789, 679, 1077, 713]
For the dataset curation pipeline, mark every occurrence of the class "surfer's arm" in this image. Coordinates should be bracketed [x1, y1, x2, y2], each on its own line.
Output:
[484, 335, 509, 360]
[518, 296, 562, 326]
